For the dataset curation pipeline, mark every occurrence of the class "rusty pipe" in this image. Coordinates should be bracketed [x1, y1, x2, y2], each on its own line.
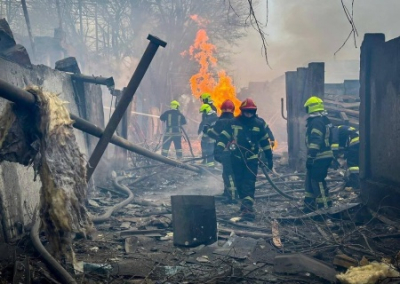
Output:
[86, 34, 167, 181]
[0, 78, 201, 173]
[281, 98, 287, 120]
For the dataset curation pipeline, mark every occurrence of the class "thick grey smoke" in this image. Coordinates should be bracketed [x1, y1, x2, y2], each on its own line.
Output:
[229, 0, 400, 145]
[231, 0, 400, 85]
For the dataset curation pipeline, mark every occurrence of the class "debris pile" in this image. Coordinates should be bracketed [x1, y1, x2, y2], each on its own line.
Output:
[0, 86, 93, 259]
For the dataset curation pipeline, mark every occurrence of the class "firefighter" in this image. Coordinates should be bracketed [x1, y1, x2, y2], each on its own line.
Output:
[331, 125, 360, 189]
[204, 99, 237, 202]
[215, 98, 273, 220]
[159, 100, 187, 159]
[199, 104, 218, 167]
[303, 96, 334, 212]
[200, 92, 217, 112]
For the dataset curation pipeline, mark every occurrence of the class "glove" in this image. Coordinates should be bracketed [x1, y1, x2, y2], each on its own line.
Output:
[306, 157, 315, 169]
[202, 124, 210, 134]
[270, 141, 275, 149]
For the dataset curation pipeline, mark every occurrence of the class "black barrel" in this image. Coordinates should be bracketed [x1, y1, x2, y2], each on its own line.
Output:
[171, 195, 217, 247]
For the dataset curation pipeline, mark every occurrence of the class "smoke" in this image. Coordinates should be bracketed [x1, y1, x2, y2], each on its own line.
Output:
[229, 0, 400, 146]
[232, 0, 400, 86]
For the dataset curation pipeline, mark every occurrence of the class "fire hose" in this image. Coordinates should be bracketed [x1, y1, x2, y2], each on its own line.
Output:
[260, 165, 301, 200]
[31, 209, 77, 284]
[180, 126, 195, 157]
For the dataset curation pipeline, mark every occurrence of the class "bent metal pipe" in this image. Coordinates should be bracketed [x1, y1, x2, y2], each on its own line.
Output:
[0, 78, 201, 174]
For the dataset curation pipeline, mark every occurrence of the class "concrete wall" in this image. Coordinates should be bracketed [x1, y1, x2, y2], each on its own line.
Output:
[359, 34, 400, 211]
[0, 58, 104, 241]
[285, 63, 325, 171]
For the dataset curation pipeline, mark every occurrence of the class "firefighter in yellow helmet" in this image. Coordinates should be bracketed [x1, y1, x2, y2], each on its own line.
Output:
[303, 96, 334, 212]
[159, 100, 187, 159]
[199, 104, 218, 166]
[200, 93, 217, 112]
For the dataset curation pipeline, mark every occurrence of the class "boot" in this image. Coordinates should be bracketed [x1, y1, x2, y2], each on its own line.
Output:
[240, 200, 255, 221]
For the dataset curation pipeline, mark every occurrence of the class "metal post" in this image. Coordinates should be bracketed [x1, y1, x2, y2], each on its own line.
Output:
[86, 34, 166, 181]
[21, 0, 35, 58]
[0, 78, 200, 173]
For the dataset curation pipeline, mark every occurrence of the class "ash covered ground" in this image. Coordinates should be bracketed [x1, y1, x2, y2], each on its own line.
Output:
[2, 155, 400, 284]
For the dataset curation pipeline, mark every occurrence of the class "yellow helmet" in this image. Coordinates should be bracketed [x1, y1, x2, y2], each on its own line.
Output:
[200, 93, 211, 102]
[304, 96, 324, 114]
[199, 104, 212, 113]
[170, 100, 180, 110]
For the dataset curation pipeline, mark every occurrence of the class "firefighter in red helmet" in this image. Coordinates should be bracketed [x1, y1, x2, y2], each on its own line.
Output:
[204, 99, 237, 202]
[215, 98, 273, 220]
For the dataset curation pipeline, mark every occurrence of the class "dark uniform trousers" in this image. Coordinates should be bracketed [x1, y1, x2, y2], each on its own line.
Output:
[201, 136, 215, 166]
[346, 143, 360, 189]
[232, 156, 258, 210]
[220, 152, 237, 200]
[304, 157, 333, 210]
[162, 133, 182, 158]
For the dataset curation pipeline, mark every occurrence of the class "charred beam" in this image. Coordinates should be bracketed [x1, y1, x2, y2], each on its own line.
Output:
[86, 34, 167, 181]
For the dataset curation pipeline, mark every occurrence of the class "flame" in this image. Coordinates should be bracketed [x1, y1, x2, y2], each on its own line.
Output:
[184, 15, 242, 116]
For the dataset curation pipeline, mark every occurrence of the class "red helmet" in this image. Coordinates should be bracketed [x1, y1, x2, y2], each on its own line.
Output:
[240, 98, 257, 110]
[220, 100, 235, 113]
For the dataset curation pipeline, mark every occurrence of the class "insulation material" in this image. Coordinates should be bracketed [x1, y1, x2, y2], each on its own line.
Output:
[336, 262, 400, 284]
[0, 86, 93, 259]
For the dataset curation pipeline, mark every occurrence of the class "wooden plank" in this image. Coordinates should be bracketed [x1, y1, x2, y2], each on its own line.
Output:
[324, 99, 360, 109]
[340, 112, 349, 125]
[271, 220, 282, 248]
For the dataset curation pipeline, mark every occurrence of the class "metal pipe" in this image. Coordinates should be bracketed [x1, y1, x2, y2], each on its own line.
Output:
[70, 74, 115, 88]
[281, 98, 287, 120]
[86, 34, 167, 181]
[0, 78, 200, 174]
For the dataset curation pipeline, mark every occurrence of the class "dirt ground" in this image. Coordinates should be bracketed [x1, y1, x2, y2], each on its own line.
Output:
[3, 155, 400, 284]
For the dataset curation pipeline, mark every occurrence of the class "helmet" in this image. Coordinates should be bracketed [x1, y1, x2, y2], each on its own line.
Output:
[170, 100, 180, 110]
[240, 98, 257, 110]
[221, 100, 235, 113]
[200, 93, 212, 102]
[304, 96, 324, 114]
[199, 104, 212, 113]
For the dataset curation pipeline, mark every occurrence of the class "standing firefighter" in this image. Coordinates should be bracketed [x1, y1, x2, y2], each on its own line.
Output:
[215, 98, 273, 220]
[200, 92, 217, 112]
[199, 104, 218, 167]
[205, 100, 237, 202]
[331, 125, 360, 189]
[160, 100, 187, 159]
[303, 96, 334, 212]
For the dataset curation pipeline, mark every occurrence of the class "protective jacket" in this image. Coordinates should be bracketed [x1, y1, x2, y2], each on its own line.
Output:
[306, 114, 333, 160]
[160, 109, 186, 136]
[331, 125, 359, 151]
[255, 115, 275, 141]
[206, 112, 234, 140]
[216, 115, 272, 162]
[198, 111, 218, 136]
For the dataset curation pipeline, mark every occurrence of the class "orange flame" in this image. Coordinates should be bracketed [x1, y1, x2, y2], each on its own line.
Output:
[184, 15, 242, 116]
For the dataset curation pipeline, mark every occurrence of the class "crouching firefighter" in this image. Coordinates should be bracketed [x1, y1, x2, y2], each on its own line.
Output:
[215, 98, 273, 220]
[205, 100, 237, 202]
[331, 125, 360, 189]
[199, 104, 218, 167]
[159, 100, 187, 159]
[303, 96, 334, 212]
